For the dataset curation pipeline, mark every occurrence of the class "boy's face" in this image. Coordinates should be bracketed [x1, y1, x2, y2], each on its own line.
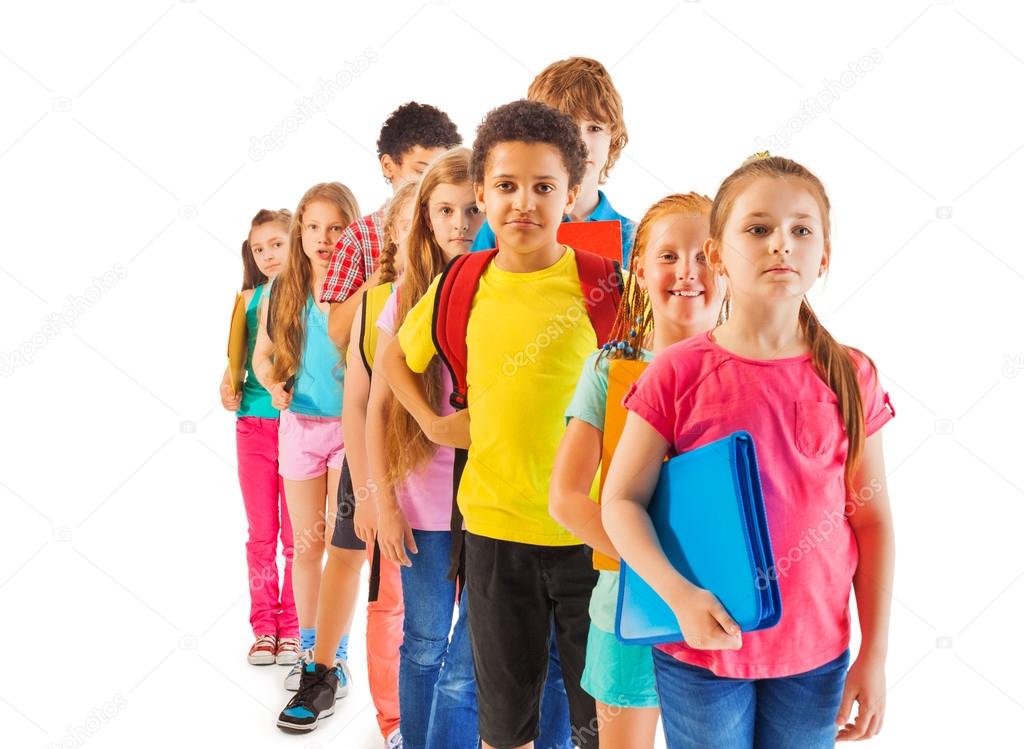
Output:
[475, 141, 579, 254]
[381, 145, 447, 186]
[578, 119, 611, 189]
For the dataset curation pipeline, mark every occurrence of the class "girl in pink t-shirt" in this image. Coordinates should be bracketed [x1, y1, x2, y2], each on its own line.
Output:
[603, 155, 896, 748]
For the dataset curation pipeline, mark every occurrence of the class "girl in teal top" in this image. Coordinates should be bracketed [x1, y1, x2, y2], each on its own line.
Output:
[219, 208, 301, 667]
[251, 183, 365, 697]
[549, 193, 721, 748]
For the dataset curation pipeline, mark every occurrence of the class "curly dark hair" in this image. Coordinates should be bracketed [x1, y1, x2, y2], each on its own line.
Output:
[471, 99, 587, 188]
[376, 102, 462, 163]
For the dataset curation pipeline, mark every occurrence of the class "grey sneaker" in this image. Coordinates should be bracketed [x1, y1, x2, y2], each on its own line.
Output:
[334, 658, 352, 699]
[284, 648, 314, 691]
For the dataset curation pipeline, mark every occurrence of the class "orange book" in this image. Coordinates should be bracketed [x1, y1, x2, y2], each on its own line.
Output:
[593, 358, 650, 571]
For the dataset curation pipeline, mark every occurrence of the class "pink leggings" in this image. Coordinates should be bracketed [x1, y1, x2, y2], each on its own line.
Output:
[236, 416, 298, 638]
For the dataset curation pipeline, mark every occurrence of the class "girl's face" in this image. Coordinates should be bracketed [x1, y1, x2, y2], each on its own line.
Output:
[390, 198, 416, 277]
[301, 200, 347, 272]
[710, 177, 828, 302]
[427, 182, 484, 260]
[637, 212, 720, 336]
[249, 221, 289, 279]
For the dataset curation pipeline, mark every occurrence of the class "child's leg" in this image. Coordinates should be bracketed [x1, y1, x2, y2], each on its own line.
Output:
[464, 533, 552, 749]
[752, 649, 850, 749]
[283, 473, 329, 634]
[236, 417, 283, 637]
[536, 627, 571, 749]
[365, 541, 402, 738]
[546, 545, 599, 749]
[426, 581, 479, 749]
[651, 648, 756, 748]
[310, 465, 363, 667]
[276, 473, 298, 638]
[594, 702, 659, 749]
[399, 530, 459, 749]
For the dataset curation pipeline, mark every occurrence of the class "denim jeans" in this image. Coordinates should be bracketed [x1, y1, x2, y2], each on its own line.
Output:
[400, 530, 478, 749]
[653, 648, 850, 749]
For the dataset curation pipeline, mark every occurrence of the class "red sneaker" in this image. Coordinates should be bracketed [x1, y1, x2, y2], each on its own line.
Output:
[275, 636, 301, 666]
[247, 634, 277, 665]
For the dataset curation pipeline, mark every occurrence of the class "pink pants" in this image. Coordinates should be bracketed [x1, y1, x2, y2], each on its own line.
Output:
[236, 416, 298, 638]
[367, 542, 403, 737]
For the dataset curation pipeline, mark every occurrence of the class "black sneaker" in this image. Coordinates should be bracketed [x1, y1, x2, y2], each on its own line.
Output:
[276, 661, 340, 732]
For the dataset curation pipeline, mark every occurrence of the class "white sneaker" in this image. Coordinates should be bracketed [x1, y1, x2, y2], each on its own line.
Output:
[284, 648, 314, 691]
[335, 658, 352, 699]
[385, 728, 402, 748]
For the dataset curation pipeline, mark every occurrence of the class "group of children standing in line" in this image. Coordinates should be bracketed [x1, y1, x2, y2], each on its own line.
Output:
[219, 56, 897, 749]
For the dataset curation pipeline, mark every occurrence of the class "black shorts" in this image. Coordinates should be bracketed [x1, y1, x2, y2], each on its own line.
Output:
[464, 532, 598, 749]
[330, 458, 365, 551]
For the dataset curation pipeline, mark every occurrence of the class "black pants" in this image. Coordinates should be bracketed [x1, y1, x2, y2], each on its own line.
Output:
[464, 532, 599, 749]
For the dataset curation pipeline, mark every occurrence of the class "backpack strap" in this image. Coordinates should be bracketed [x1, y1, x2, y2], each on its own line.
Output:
[432, 249, 498, 410]
[573, 249, 623, 346]
[429, 249, 498, 587]
[358, 282, 394, 377]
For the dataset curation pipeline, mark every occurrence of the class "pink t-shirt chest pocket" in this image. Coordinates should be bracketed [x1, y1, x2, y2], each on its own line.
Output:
[794, 400, 844, 459]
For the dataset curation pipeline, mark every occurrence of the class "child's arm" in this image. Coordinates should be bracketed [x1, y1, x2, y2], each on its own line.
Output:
[327, 269, 382, 349]
[550, 419, 617, 559]
[367, 327, 418, 567]
[219, 365, 240, 411]
[378, 336, 470, 450]
[836, 430, 894, 742]
[602, 412, 742, 651]
[252, 290, 291, 410]
[341, 303, 376, 544]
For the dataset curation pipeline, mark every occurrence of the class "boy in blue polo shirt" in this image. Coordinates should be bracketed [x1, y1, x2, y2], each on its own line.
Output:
[472, 56, 636, 265]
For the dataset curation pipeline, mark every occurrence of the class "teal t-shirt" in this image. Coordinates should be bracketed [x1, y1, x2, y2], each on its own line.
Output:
[289, 294, 345, 418]
[237, 284, 278, 419]
[565, 348, 653, 633]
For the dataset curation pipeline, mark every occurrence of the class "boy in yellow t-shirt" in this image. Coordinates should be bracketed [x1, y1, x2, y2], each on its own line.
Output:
[381, 100, 602, 749]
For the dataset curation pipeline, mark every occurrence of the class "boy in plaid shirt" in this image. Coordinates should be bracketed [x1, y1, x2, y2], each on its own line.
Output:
[322, 102, 461, 347]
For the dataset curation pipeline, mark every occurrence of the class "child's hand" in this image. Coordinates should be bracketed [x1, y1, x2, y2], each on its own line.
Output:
[269, 382, 292, 411]
[429, 410, 471, 449]
[220, 382, 241, 412]
[836, 654, 886, 741]
[377, 504, 417, 567]
[354, 494, 378, 545]
[671, 586, 743, 651]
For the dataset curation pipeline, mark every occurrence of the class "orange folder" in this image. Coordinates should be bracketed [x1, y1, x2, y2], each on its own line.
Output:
[557, 219, 622, 263]
[593, 358, 650, 571]
[226, 292, 247, 395]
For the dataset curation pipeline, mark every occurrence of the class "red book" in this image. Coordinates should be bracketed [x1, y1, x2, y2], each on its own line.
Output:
[557, 220, 622, 263]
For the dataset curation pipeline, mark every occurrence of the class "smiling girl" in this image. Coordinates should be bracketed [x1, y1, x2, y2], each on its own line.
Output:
[602, 155, 896, 748]
[549, 192, 720, 749]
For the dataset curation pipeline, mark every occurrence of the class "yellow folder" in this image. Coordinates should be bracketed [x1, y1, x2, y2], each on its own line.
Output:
[226, 292, 247, 395]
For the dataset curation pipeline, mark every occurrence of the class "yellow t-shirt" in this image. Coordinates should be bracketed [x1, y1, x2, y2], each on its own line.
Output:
[398, 247, 598, 546]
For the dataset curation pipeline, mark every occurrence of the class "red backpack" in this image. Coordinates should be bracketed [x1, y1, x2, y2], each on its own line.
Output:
[431, 247, 623, 582]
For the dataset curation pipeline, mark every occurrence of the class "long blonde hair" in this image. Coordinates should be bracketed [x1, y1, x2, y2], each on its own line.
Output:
[600, 192, 712, 363]
[708, 155, 873, 488]
[270, 183, 360, 383]
[383, 147, 472, 486]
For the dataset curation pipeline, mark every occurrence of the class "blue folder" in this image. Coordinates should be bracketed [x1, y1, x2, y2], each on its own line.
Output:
[615, 431, 782, 646]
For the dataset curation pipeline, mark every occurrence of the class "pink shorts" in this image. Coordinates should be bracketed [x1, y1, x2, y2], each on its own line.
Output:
[278, 410, 344, 480]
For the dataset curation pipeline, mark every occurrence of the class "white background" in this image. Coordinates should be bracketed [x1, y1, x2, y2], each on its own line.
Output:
[2, 1, 1022, 747]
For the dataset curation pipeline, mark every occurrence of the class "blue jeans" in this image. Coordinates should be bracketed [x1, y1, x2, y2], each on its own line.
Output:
[653, 648, 850, 749]
[400, 530, 478, 749]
